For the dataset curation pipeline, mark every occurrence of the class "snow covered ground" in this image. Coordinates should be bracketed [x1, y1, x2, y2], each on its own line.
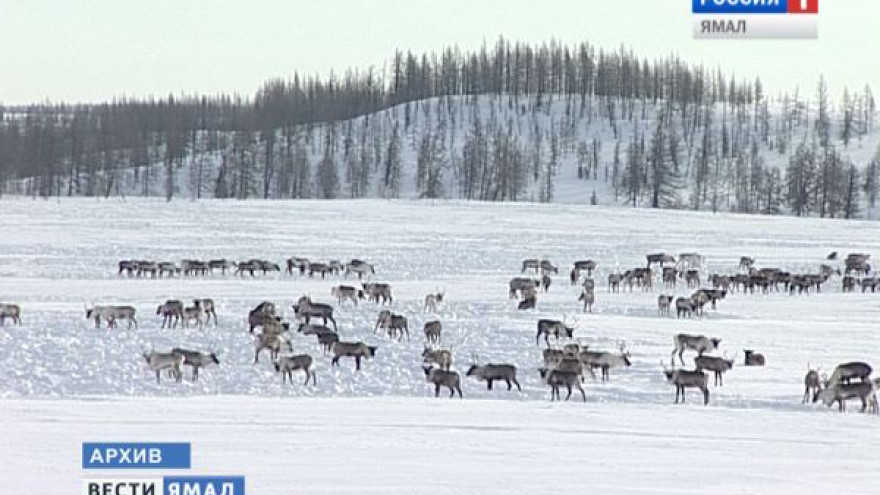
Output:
[3, 396, 878, 494]
[0, 197, 878, 493]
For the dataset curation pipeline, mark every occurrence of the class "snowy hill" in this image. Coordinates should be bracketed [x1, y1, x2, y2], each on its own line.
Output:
[7, 93, 880, 219]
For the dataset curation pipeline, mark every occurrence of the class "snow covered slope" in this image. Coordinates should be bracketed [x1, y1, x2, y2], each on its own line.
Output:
[10, 94, 879, 218]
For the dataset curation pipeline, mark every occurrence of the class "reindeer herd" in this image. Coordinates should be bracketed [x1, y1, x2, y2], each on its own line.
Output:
[2, 250, 877, 414]
[115, 257, 377, 280]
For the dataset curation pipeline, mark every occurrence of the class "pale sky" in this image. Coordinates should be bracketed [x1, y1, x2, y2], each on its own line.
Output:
[0, 0, 877, 104]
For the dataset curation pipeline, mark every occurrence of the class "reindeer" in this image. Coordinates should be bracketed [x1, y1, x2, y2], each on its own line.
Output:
[662, 267, 678, 288]
[646, 253, 676, 268]
[694, 288, 727, 310]
[521, 258, 541, 273]
[803, 365, 823, 403]
[331, 285, 361, 306]
[316, 332, 339, 356]
[327, 260, 344, 275]
[330, 341, 378, 371]
[191, 299, 217, 326]
[86, 305, 138, 329]
[274, 354, 316, 386]
[518, 292, 537, 310]
[842, 276, 857, 292]
[142, 349, 185, 384]
[257, 260, 281, 275]
[424, 320, 442, 344]
[675, 297, 694, 318]
[158, 262, 181, 277]
[579, 342, 632, 382]
[422, 346, 453, 371]
[536, 318, 576, 347]
[136, 261, 159, 278]
[657, 295, 673, 315]
[248, 309, 283, 334]
[827, 362, 873, 385]
[308, 262, 334, 279]
[424, 289, 445, 312]
[508, 277, 539, 299]
[287, 257, 310, 275]
[844, 253, 871, 276]
[709, 274, 731, 291]
[118, 260, 138, 276]
[235, 260, 261, 277]
[814, 381, 878, 413]
[466, 356, 521, 391]
[555, 355, 591, 382]
[671, 333, 721, 366]
[377, 311, 409, 341]
[662, 363, 710, 405]
[607, 273, 623, 293]
[423, 366, 463, 398]
[361, 283, 393, 305]
[573, 260, 597, 276]
[293, 296, 337, 329]
[538, 368, 586, 402]
[181, 304, 204, 330]
[539, 274, 552, 292]
[542, 348, 566, 367]
[207, 259, 236, 275]
[694, 354, 735, 386]
[0, 303, 22, 325]
[818, 264, 840, 278]
[678, 253, 704, 269]
[743, 349, 765, 366]
[578, 289, 595, 313]
[254, 332, 293, 364]
[297, 322, 338, 355]
[739, 256, 755, 271]
[861, 277, 879, 293]
[684, 269, 701, 288]
[345, 260, 375, 279]
[297, 322, 333, 336]
[181, 259, 209, 276]
[540, 260, 558, 275]
[171, 348, 220, 381]
[690, 291, 709, 316]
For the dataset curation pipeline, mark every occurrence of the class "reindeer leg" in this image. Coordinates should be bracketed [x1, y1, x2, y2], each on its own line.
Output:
[564, 384, 573, 401]
[577, 384, 586, 402]
[513, 379, 522, 392]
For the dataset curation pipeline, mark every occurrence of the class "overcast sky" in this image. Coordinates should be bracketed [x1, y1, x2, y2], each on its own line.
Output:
[1, 0, 877, 104]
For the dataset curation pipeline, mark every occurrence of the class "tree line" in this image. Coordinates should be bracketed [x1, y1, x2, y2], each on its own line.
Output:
[0, 37, 876, 218]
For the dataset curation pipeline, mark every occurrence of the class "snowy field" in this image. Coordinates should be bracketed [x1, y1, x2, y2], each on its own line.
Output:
[0, 198, 878, 493]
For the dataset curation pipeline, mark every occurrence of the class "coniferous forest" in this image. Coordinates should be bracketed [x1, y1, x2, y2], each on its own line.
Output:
[1, 38, 877, 218]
